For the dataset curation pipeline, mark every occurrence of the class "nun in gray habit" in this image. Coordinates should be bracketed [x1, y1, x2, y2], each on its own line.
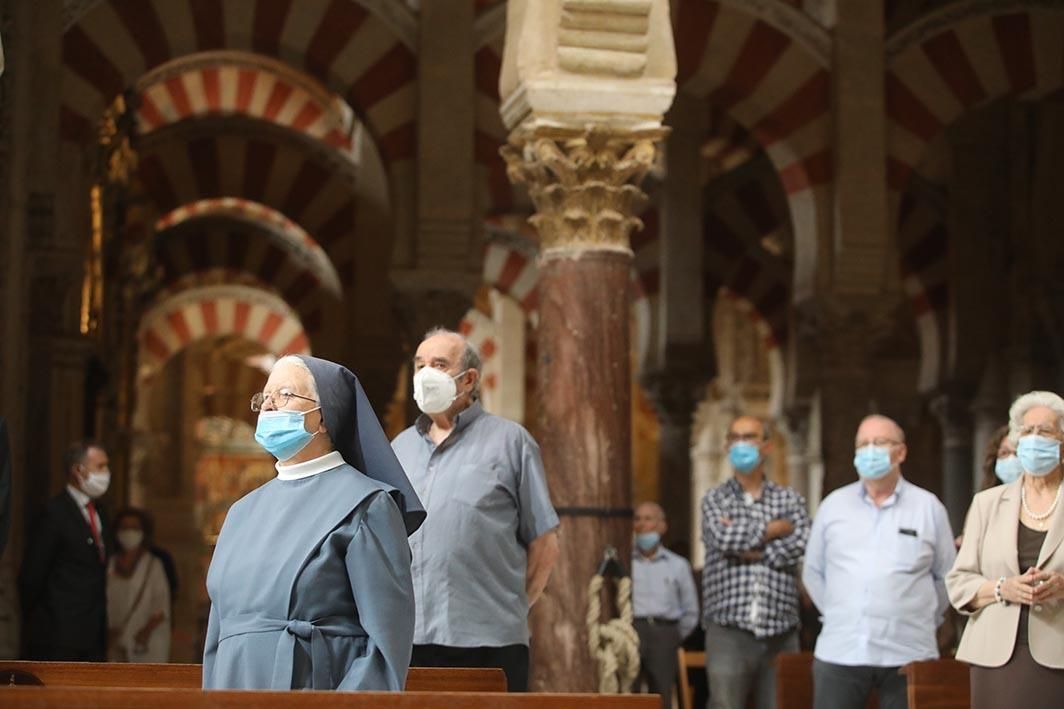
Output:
[203, 355, 425, 690]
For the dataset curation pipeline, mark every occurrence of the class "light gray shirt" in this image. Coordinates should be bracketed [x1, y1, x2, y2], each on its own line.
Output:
[802, 478, 956, 667]
[391, 403, 559, 647]
[632, 547, 700, 640]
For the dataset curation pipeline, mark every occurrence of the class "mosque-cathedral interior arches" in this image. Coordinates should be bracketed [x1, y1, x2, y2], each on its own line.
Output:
[672, 0, 833, 300]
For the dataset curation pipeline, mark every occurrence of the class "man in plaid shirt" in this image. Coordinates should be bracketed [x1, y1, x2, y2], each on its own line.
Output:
[701, 415, 811, 709]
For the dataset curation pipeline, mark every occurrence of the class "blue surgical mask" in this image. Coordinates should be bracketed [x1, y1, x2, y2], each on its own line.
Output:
[854, 445, 893, 480]
[994, 455, 1023, 485]
[1017, 435, 1061, 477]
[729, 442, 761, 473]
[635, 532, 660, 553]
[255, 408, 320, 462]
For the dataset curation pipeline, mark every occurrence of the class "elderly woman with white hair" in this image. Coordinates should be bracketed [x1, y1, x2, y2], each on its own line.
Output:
[947, 390, 1064, 707]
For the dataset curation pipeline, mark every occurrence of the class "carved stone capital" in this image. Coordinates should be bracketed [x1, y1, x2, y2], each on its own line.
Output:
[501, 125, 666, 254]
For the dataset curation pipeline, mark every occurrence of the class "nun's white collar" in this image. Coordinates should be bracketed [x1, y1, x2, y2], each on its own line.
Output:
[275, 450, 344, 481]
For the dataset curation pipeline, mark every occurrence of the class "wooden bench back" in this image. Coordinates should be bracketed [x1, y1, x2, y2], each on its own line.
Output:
[0, 662, 506, 693]
[775, 652, 877, 709]
[901, 659, 969, 709]
[0, 686, 660, 707]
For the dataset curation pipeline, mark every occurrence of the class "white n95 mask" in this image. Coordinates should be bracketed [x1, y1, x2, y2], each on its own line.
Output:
[413, 367, 466, 414]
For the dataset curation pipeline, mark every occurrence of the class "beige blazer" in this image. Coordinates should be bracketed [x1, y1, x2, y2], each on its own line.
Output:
[946, 479, 1064, 668]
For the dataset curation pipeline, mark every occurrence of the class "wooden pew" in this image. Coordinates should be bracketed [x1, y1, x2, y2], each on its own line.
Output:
[0, 685, 661, 707]
[775, 652, 877, 709]
[0, 662, 506, 693]
[900, 659, 969, 709]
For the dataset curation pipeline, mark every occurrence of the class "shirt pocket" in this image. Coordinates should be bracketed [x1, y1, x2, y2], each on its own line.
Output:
[891, 528, 933, 572]
[451, 462, 504, 510]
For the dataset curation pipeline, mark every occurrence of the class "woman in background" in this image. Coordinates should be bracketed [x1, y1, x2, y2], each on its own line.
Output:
[107, 507, 170, 662]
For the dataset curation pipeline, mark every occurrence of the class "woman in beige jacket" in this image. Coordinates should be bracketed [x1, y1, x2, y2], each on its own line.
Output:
[947, 391, 1064, 708]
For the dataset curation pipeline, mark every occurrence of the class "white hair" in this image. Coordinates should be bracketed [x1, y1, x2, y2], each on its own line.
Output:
[1008, 390, 1064, 442]
[274, 355, 319, 400]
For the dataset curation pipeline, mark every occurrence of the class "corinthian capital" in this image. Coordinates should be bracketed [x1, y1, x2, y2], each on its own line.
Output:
[501, 125, 666, 254]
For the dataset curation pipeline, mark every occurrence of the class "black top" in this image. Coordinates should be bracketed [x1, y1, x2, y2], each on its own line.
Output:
[1016, 522, 1046, 646]
[295, 355, 425, 535]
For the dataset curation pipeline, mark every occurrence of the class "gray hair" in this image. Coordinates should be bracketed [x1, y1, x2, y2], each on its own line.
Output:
[274, 355, 319, 400]
[423, 327, 482, 400]
[1008, 391, 1064, 441]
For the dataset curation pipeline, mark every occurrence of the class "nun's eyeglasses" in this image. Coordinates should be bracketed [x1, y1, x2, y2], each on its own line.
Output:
[250, 390, 318, 412]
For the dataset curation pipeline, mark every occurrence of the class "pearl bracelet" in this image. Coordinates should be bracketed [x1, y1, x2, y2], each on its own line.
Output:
[994, 576, 1008, 605]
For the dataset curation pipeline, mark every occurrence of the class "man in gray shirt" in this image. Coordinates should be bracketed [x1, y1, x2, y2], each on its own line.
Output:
[632, 501, 700, 708]
[391, 328, 560, 692]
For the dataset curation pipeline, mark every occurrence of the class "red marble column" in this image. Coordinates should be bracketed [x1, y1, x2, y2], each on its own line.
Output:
[504, 127, 665, 691]
[532, 250, 633, 691]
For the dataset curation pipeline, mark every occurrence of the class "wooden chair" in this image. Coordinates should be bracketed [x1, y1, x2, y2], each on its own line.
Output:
[0, 661, 506, 692]
[0, 686, 664, 708]
[900, 659, 969, 709]
[677, 648, 706, 709]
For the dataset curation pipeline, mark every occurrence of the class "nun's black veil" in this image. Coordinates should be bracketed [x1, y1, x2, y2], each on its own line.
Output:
[296, 355, 425, 535]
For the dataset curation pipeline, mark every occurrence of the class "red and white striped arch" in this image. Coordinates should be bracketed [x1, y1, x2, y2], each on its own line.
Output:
[136, 54, 356, 153]
[61, 0, 416, 167]
[138, 284, 309, 380]
[156, 198, 343, 298]
[702, 172, 793, 349]
[459, 309, 501, 397]
[886, 5, 1064, 201]
[886, 3, 1064, 391]
[137, 129, 359, 279]
[673, 0, 833, 297]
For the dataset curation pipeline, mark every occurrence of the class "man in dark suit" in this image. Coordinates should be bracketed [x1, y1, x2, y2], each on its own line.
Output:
[19, 440, 111, 660]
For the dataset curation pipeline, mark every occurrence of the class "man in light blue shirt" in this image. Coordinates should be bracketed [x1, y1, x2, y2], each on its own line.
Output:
[631, 501, 700, 708]
[391, 328, 560, 692]
[802, 415, 956, 709]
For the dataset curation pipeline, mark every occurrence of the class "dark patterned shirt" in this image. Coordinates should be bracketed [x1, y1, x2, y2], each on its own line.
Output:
[701, 478, 810, 638]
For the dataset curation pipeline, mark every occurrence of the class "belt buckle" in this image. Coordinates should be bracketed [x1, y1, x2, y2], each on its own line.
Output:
[647, 616, 657, 626]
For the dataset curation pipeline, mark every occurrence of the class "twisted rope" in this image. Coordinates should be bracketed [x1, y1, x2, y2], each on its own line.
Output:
[586, 573, 640, 694]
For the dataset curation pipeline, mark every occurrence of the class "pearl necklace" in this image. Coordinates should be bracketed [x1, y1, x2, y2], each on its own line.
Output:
[1021, 480, 1063, 529]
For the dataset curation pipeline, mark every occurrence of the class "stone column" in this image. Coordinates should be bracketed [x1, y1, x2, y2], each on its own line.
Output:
[831, 0, 888, 293]
[798, 297, 895, 496]
[931, 392, 975, 534]
[504, 125, 665, 691]
[642, 92, 710, 548]
[391, 0, 480, 366]
[642, 369, 706, 551]
[498, 0, 676, 690]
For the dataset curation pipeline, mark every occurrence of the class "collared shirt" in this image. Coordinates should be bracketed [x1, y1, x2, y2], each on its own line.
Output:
[632, 546, 700, 640]
[67, 484, 104, 556]
[275, 451, 344, 480]
[391, 402, 559, 647]
[802, 478, 957, 667]
[700, 478, 810, 638]
[66, 484, 98, 530]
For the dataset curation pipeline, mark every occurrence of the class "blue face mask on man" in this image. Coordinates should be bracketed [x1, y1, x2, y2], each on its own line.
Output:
[994, 455, 1023, 485]
[854, 445, 893, 480]
[729, 442, 761, 474]
[1017, 435, 1061, 477]
[635, 532, 660, 553]
[255, 408, 321, 462]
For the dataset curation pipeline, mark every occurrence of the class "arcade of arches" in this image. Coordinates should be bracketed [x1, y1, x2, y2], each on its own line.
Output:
[1, 0, 1063, 691]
